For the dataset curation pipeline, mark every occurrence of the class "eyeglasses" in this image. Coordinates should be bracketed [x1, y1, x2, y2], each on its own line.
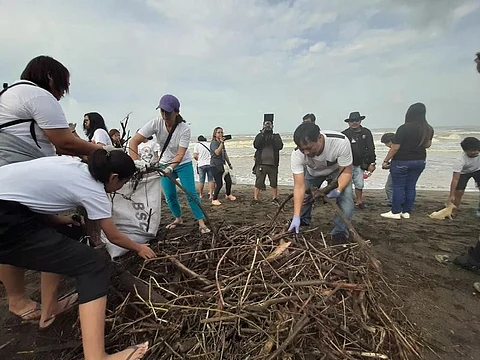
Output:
[348, 120, 361, 123]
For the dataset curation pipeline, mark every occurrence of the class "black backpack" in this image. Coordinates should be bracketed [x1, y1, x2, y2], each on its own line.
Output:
[0, 82, 41, 148]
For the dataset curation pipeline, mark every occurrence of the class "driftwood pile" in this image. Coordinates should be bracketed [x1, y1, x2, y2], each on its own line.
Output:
[99, 220, 423, 360]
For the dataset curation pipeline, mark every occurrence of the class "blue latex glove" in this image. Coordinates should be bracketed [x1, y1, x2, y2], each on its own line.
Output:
[288, 215, 301, 234]
[326, 188, 341, 199]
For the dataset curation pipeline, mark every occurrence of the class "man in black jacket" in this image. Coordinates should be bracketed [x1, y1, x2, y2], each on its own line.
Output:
[342, 111, 376, 209]
[253, 114, 283, 203]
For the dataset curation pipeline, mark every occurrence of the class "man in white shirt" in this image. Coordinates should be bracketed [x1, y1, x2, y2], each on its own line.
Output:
[448, 137, 480, 216]
[193, 135, 214, 199]
[288, 122, 354, 244]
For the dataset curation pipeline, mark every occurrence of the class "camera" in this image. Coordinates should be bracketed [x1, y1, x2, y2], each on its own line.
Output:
[223, 134, 232, 141]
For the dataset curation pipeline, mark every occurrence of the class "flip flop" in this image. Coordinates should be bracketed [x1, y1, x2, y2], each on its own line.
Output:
[434, 254, 451, 264]
[165, 222, 185, 230]
[39, 293, 79, 330]
[12, 302, 41, 321]
[199, 226, 211, 234]
[126, 342, 149, 360]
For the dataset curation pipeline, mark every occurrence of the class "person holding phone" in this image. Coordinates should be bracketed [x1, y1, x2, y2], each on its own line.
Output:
[210, 127, 236, 205]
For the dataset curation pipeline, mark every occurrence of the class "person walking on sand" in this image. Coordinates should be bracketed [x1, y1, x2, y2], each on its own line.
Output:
[288, 122, 354, 245]
[381, 103, 434, 219]
[0, 55, 102, 324]
[129, 94, 211, 234]
[210, 127, 236, 205]
[447, 137, 480, 217]
[253, 114, 284, 204]
[342, 111, 376, 209]
[0, 149, 154, 359]
[380, 133, 395, 206]
[193, 135, 215, 200]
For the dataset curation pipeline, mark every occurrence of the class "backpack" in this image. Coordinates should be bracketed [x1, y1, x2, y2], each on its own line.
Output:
[0, 82, 41, 148]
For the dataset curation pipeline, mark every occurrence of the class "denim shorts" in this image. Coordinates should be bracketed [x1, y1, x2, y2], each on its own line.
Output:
[198, 165, 214, 184]
[352, 165, 365, 190]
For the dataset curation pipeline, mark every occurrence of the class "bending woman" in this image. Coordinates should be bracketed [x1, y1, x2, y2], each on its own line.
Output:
[83, 112, 112, 146]
[0, 149, 154, 360]
[129, 94, 210, 234]
[381, 103, 434, 219]
[210, 127, 236, 206]
[0, 55, 101, 323]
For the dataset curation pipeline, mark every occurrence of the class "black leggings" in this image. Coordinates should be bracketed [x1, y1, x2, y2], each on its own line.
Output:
[211, 166, 232, 200]
[0, 200, 111, 304]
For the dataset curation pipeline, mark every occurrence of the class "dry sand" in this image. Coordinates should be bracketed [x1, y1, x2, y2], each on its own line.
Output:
[1, 185, 479, 359]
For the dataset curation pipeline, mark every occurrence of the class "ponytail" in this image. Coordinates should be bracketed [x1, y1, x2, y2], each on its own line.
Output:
[87, 149, 136, 184]
[175, 113, 185, 124]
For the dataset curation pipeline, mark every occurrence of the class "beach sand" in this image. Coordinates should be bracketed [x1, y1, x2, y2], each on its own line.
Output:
[0, 186, 479, 359]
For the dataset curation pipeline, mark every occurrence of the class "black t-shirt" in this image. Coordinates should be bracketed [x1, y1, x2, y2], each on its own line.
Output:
[393, 123, 434, 161]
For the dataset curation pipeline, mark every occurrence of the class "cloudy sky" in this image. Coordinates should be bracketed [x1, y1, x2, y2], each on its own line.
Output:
[1, 0, 479, 136]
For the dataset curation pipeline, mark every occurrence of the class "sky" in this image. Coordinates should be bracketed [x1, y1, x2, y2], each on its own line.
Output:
[0, 0, 479, 136]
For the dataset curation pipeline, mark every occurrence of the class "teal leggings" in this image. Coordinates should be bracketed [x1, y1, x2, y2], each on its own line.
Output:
[161, 161, 204, 220]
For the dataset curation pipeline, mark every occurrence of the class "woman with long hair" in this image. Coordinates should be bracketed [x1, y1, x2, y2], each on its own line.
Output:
[381, 103, 434, 219]
[0, 149, 154, 359]
[210, 127, 236, 206]
[128, 94, 210, 234]
[83, 112, 112, 146]
[0, 55, 101, 323]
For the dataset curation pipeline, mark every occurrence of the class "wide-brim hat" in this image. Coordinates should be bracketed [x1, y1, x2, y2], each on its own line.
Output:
[345, 111, 366, 122]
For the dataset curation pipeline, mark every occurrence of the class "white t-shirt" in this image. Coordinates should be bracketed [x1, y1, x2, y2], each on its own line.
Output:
[91, 128, 112, 146]
[138, 138, 160, 164]
[0, 156, 111, 220]
[0, 80, 69, 156]
[452, 153, 480, 174]
[193, 141, 212, 167]
[138, 117, 192, 165]
[291, 130, 353, 177]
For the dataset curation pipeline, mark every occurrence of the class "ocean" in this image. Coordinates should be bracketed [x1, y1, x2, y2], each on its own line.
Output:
[191, 126, 480, 192]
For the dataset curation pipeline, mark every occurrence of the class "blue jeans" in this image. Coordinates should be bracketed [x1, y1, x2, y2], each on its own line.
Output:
[385, 173, 393, 206]
[161, 162, 204, 220]
[390, 160, 426, 214]
[300, 170, 354, 236]
[198, 165, 214, 184]
[352, 165, 365, 190]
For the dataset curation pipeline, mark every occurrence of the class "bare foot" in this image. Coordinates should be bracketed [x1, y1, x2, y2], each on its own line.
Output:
[9, 298, 41, 320]
[40, 293, 79, 329]
[105, 342, 149, 360]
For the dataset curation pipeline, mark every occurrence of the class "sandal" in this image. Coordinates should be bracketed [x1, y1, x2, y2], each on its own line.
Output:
[165, 221, 185, 230]
[434, 254, 451, 264]
[12, 302, 41, 321]
[39, 293, 78, 330]
[199, 226, 211, 234]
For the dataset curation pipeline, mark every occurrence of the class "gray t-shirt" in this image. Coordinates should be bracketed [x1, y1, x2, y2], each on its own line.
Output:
[210, 140, 227, 167]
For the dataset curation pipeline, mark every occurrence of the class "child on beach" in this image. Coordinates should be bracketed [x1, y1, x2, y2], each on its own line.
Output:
[448, 136, 480, 216]
[380, 133, 395, 206]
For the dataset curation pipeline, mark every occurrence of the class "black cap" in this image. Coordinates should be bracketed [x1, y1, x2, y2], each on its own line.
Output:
[264, 113, 274, 123]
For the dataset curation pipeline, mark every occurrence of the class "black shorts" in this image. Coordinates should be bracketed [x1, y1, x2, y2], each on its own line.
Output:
[456, 170, 480, 191]
[255, 164, 278, 189]
[0, 200, 111, 304]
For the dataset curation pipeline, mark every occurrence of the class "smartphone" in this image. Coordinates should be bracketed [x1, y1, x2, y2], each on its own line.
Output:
[224, 134, 232, 141]
[264, 113, 274, 122]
